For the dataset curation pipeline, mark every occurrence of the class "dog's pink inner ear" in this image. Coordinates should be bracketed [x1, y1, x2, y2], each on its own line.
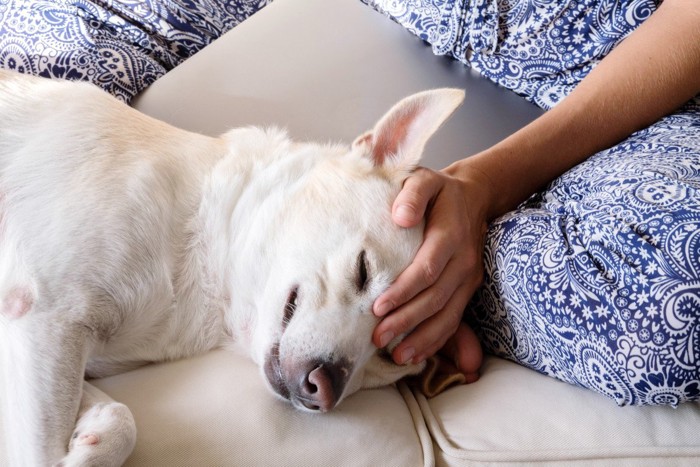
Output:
[369, 104, 419, 167]
[360, 89, 465, 174]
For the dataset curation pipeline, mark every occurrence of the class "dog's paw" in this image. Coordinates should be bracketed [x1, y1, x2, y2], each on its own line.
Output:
[59, 402, 136, 467]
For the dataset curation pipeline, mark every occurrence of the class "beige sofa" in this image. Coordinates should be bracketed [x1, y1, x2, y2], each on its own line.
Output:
[3, 0, 699, 465]
[121, 1, 700, 464]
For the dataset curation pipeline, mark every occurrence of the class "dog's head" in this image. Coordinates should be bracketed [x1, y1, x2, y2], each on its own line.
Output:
[225, 89, 464, 412]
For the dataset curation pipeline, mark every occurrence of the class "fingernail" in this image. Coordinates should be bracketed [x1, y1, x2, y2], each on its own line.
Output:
[394, 204, 415, 222]
[399, 347, 415, 365]
[379, 331, 394, 348]
[374, 300, 393, 317]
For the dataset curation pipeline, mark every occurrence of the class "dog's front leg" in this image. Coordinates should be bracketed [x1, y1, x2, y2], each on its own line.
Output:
[1, 312, 93, 466]
[58, 381, 136, 467]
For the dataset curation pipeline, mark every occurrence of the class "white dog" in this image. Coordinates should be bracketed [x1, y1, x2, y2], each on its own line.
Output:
[0, 70, 464, 466]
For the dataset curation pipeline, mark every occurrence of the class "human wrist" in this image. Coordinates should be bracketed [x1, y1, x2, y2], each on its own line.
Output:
[445, 108, 584, 221]
[443, 157, 500, 222]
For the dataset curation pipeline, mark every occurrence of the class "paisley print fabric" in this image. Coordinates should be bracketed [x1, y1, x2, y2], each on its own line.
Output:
[364, 0, 700, 406]
[362, 0, 660, 109]
[0, 1, 271, 102]
[473, 99, 700, 406]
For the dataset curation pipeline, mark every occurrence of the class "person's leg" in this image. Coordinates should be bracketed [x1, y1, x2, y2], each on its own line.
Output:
[362, 0, 662, 109]
[469, 100, 700, 406]
[0, 0, 168, 101]
[0, 1, 270, 101]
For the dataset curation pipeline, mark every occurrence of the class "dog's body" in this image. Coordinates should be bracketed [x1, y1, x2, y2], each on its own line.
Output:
[0, 70, 463, 465]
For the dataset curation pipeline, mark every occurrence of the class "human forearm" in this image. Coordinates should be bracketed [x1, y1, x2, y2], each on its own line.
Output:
[447, 0, 700, 220]
[372, 0, 700, 372]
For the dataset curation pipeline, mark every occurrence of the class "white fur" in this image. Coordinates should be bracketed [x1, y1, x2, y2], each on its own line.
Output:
[0, 70, 463, 465]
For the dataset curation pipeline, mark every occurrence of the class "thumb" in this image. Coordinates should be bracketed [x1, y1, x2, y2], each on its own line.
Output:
[392, 170, 440, 228]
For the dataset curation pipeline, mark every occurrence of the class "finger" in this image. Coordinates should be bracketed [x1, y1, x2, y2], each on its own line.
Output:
[373, 255, 469, 347]
[390, 282, 473, 365]
[373, 222, 455, 317]
[407, 264, 484, 367]
[440, 322, 483, 382]
[392, 169, 441, 228]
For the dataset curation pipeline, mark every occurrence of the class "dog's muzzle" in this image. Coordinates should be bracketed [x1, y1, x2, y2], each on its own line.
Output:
[264, 346, 351, 412]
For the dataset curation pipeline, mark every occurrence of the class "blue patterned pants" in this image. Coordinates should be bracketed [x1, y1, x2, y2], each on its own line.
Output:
[0, 1, 271, 101]
[471, 101, 700, 406]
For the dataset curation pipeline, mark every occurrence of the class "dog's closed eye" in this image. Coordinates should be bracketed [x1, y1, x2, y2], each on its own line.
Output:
[356, 250, 370, 292]
[283, 287, 298, 328]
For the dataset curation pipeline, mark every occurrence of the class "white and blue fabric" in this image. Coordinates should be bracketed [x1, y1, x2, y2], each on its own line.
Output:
[474, 101, 700, 407]
[364, 0, 700, 406]
[0, 0, 271, 102]
[361, 0, 659, 109]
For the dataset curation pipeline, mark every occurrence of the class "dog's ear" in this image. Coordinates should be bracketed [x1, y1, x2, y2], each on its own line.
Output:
[352, 88, 464, 176]
[361, 350, 426, 389]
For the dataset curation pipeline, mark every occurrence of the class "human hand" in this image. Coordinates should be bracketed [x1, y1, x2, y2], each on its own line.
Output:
[372, 163, 489, 380]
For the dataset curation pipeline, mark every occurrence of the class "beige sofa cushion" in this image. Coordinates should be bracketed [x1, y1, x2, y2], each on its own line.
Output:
[419, 357, 700, 466]
[91, 349, 431, 466]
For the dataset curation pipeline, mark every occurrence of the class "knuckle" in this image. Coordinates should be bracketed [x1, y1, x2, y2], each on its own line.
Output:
[446, 231, 463, 248]
[392, 312, 416, 335]
[444, 220, 466, 241]
[413, 166, 436, 179]
[398, 188, 421, 207]
[446, 304, 464, 327]
[393, 283, 412, 305]
[404, 168, 434, 191]
[428, 285, 449, 313]
[421, 259, 442, 285]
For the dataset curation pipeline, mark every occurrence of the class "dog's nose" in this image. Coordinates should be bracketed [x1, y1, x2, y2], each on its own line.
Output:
[292, 360, 349, 412]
